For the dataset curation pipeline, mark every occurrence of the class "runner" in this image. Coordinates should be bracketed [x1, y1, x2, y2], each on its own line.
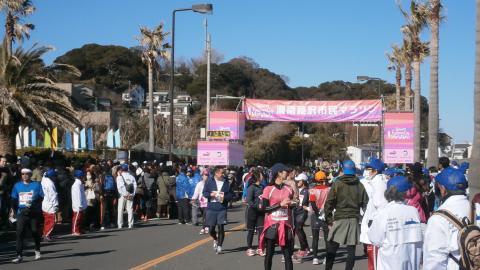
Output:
[292, 172, 310, 263]
[10, 168, 44, 263]
[203, 166, 234, 255]
[191, 169, 209, 233]
[368, 176, 423, 270]
[309, 170, 330, 265]
[245, 168, 265, 257]
[259, 163, 295, 270]
[324, 160, 369, 270]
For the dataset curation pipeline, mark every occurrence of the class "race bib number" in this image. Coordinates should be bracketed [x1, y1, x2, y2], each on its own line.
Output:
[271, 208, 288, 221]
[19, 191, 33, 207]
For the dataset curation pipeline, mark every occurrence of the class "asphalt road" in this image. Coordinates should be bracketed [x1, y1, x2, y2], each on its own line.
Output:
[0, 204, 367, 270]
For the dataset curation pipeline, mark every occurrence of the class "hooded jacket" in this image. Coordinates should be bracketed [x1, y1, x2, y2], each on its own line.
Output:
[324, 174, 369, 225]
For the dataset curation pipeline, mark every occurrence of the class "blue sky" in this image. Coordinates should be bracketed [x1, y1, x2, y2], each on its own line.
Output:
[13, 0, 475, 143]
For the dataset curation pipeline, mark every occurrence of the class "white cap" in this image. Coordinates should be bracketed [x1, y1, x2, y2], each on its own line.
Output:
[294, 173, 308, 182]
[132, 161, 139, 167]
[21, 168, 32, 174]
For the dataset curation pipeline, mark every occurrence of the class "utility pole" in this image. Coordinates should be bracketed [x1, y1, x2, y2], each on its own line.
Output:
[206, 33, 211, 134]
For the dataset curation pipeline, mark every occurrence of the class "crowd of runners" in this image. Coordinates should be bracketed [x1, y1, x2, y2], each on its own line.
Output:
[1, 153, 478, 270]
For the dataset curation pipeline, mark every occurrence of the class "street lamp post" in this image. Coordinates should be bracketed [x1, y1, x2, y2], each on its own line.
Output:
[169, 4, 213, 161]
[357, 75, 384, 159]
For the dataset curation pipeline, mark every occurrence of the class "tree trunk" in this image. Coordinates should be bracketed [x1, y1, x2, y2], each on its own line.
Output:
[427, 1, 440, 168]
[0, 124, 18, 157]
[5, 12, 14, 57]
[414, 60, 422, 162]
[396, 65, 402, 111]
[148, 62, 155, 153]
[405, 63, 412, 111]
[469, 0, 480, 200]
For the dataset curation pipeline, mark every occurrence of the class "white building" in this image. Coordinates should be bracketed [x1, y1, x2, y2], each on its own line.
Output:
[346, 144, 380, 167]
[122, 85, 145, 109]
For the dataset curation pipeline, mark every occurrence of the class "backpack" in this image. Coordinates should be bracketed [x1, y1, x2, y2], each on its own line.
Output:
[434, 201, 480, 270]
[103, 174, 116, 192]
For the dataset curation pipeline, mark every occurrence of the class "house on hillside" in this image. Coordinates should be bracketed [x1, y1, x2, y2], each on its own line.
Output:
[452, 143, 472, 160]
[122, 85, 145, 109]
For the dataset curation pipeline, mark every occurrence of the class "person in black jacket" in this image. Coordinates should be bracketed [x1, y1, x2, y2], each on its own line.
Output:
[203, 166, 234, 255]
[245, 169, 265, 257]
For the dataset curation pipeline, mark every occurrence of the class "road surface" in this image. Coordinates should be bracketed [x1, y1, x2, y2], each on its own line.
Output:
[0, 204, 367, 270]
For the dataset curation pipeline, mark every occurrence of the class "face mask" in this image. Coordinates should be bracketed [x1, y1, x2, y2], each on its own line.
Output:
[364, 170, 372, 179]
[86, 175, 92, 180]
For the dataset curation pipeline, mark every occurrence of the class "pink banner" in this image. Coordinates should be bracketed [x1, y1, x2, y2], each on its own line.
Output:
[197, 141, 244, 166]
[383, 112, 414, 164]
[208, 111, 245, 140]
[244, 99, 382, 122]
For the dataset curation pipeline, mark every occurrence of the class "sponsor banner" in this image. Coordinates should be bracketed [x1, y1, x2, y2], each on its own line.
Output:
[383, 112, 414, 164]
[197, 141, 244, 166]
[208, 111, 245, 140]
[244, 99, 382, 122]
[207, 130, 231, 139]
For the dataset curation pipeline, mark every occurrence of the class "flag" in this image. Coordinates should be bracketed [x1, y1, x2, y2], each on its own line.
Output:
[80, 128, 86, 149]
[52, 128, 58, 149]
[87, 127, 94, 150]
[44, 130, 51, 148]
[107, 129, 114, 148]
[114, 129, 121, 148]
[65, 131, 73, 151]
[22, 127, 29, 147]
[30, 129, 36, 147]
[73, 128, 79, 150]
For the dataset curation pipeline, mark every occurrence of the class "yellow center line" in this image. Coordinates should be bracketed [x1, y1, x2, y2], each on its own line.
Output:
[130, 223, 246, 270]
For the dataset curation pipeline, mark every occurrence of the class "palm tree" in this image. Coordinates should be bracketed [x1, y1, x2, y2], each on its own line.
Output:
[426, 0, 442, 168]
[469, 0, 480, 199]
[401, 40, 413, 112]
[400, 0, 429, 162]
[0, 0, 35, 57]
[0, 43, 81, 155]
[387, 44, 404, 111]
[138, 23, 170, 153]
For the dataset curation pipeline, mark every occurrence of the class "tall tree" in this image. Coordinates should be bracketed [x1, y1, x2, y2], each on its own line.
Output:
[400, 0, 429, 162]
[401, 40, 413, 111]
[387, 44, 404, 111]
[0, 0, 35, 57]
[426, 0, 442, 168]
[0, 44, 81, 155]
[138, 23, 170, 153]
[469, 0, 480, 200]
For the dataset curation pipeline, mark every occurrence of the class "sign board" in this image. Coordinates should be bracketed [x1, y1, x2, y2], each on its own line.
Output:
[383, 112, 414, 164]
[207, 130, 231, 139]
[208, 111, 245, 140]
[244, 99, 382, 122]
[197, 141, 244, 166]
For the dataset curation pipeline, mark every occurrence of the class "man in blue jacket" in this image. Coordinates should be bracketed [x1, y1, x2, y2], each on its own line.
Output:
[176, 167, 192, 224]
[203, 166, 234, 255]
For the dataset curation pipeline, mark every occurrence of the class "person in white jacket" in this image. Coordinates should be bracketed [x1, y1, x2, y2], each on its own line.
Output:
[41, 169, 58, 241]
[116, 164, 137, 229]
[368, 176, 423, 270]
[423, 167, 469, 270]
[71, 170, 88, 236]
[191, 170, 209, 234]
[360, 158, 387, 270]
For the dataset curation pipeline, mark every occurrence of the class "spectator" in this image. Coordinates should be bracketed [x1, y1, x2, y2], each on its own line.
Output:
[84, 169, 99, 231]
[176, 166, 192, 224]
[41, 169, 58, 241]
[71, 170, 87, 236]
[156, 166, 171, 218]
[0, 156, 12, 228]
[116, 164, 136, 229]
[101, 164, 117, 230]
[31, 161, 44, 182]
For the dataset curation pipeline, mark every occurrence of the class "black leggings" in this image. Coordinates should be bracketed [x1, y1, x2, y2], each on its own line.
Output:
[325, 241, 356, 270]
[295, 223, 309, 251]
[264, 229, 294, 270]
[246, 207, 264, 249]
[16, 212, 41, 256]
[209, 224, 225, 246]
[311, 219, 329, 259]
